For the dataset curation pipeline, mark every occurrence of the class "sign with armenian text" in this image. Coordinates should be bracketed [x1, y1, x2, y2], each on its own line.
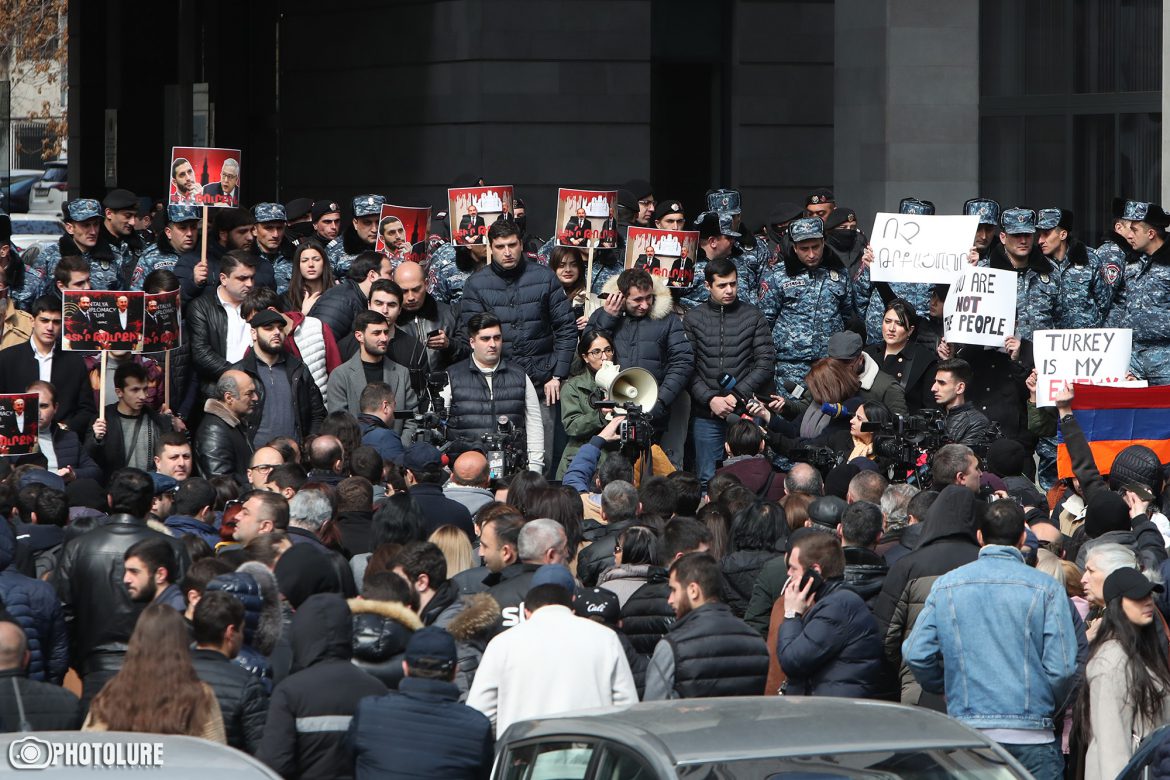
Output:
[62, 290, 145, 352]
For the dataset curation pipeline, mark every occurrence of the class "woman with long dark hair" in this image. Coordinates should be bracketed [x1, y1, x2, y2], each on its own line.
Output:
[84, 604, 225, 741]
[282, 240, 336, 314]
[1075, 568, 1170, 779]
[863, 298, 938, 411]
[550, 246, 589, 330]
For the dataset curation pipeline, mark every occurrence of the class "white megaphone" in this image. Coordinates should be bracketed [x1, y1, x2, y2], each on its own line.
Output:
[594, 360, 658, 414]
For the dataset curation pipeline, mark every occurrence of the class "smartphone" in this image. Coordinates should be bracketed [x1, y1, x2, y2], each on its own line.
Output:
[427, 329, 441, 338]
[799, 569, 823, 594]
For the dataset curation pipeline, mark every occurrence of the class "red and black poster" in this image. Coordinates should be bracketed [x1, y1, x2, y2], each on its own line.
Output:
[555, 189, 619, 250]
[374, 204, 431, 263]
[169, 146, 242, 208]
[448, 186, 514, 246]
[62, 290, 145, 352]
[141, 290, 182, 352]
[625, 227, 700, 289]
[0, 394, 38, 456]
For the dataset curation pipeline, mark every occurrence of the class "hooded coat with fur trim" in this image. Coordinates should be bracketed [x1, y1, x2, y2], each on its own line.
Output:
[206, 562, 284, 692]
[984, 241, 1060, 341]
[447, 592, 501, 701]
[587, 275, 694, 418]
[348, 598, 422, 689]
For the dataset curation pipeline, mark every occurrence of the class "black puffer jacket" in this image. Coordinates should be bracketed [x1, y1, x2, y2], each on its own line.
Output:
[348, 598, 422, 689]
[720, 549, 781, 618]
[191, 648, 270, 754]
[872, 485, 980, 705]
[0, 520, 67, 683]
[309, 278, 368, 344]
[256, 594, 389, 780]
[776, 578, 885, 698]
[684, 296, 775, 418]
[460, 256, 577, 384]
[205, 562, 285, 692]
[52, 514, 188, 672]
[589, 276, 694, 418]
[619, 568, 675, 655]
[843, 546, 889, 607]
[665, 601, 769, 698]
[195, 399, 254, 485]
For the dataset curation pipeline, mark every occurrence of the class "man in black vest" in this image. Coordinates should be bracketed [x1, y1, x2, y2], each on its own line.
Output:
[643, 551, 768, 699]
[441, 312, 544, 474]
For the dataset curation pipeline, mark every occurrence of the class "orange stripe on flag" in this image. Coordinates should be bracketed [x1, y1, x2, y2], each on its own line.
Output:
[1057, 439, 1170, 481]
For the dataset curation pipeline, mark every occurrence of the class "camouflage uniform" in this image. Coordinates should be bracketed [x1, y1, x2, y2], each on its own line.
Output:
[426, 243, 485, 307]
[31, 199, 122, 296]
[130, 204, 199, 291]
[328, 194, 384, 277]
[1126, 245, 1170, 384]
[758, 218, 868, 397]
[1098, 239, 1137, 328]
[1050, 243, 1110, 329]
[983, 210, 1060, 342]
[253, 203, 293, 296]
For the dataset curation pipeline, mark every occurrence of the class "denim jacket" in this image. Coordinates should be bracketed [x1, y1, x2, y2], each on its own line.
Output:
[902, 545, 1077, 731]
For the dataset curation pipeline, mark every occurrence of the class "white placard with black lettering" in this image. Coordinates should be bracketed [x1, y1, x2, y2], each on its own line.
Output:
[1033, 328, 1135, 407]
[869, 213, 979, 284]
[941, 266, 1017, 348]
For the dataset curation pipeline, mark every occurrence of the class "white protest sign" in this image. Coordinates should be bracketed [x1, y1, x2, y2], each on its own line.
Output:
[1033, 328, 1134, 407]
[941, 266, 1017, 348]
[869, 213, 979, 284]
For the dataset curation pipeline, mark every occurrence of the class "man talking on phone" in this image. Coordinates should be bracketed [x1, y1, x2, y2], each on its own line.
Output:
[775, 527, 885, 698]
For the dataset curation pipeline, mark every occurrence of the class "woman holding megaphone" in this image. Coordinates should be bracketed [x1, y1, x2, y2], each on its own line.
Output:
[556, 328, 616, 478]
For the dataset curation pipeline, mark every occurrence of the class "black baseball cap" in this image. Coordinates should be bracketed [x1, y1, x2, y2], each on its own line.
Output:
[1103, 567, 1163, 603]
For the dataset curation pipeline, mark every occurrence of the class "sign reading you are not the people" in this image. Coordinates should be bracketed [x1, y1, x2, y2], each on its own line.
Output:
[941, 266, 1017, 348]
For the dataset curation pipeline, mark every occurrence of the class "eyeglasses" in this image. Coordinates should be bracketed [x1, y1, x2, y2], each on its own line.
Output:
[637, 199, 655, 208]
[246, 463, 279, 472]
[586, 346, 614, 359]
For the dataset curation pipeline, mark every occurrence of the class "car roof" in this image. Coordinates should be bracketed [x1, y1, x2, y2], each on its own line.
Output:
[502, 698, 993, 764]
[0, 732, 281, 778]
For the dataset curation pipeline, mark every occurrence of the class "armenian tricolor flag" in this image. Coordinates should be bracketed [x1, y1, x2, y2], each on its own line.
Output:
[1056, 383, 1170, 480]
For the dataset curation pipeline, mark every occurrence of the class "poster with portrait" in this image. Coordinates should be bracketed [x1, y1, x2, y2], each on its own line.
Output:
[374, 204, 432, 262]
[625, 227, 700, 289]
[62, 290, 145, 352]
[448, 186, 514, 246]
[555, 189, 619, 250]
[168, 147, 242, 208]
[0, 394, 38, 456]
[141, 290, 182, 352]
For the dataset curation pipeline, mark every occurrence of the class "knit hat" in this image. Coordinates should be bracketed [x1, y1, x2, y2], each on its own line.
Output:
[987, 439, 1029, 477]
[1083, 491, 1131, 538]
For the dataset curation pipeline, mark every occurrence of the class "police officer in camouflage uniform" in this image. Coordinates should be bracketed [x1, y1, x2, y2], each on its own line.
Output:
[1035, 208, 1114, 329]
[426, 239, 488, 307]
[99, 189, 146, 288]
[1121, 201, 1170, 384]
[688, 188, 766, 308]
[758, 216, 869, 400]
[983, 208, 1060, 342]
[863, 197, 935, 343]
[0, 209, 42, 311]
[131, 205, 200, 290]
[33, 199, 121, 297]
[1102, 198, 1144, 328]
[965, 197, 1001, 264]
[252, 202, 294, 296]
[328, 194, 384, 277]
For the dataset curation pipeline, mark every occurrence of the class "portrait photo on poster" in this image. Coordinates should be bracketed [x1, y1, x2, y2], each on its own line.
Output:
[374, 204, 432, 263]
[168, 147, 242, 208]
[0, 393, 39, 456]
[448, 186, 514, 246]
[141, 290, 182, 352]
[555, 189, 618, 250]
[625, 226, 700, 289]
[62, 289, 145, 352]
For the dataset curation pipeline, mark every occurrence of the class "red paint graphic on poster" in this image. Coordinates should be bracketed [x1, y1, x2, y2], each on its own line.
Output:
[168, 147, 242, 208]
[374, 204, 432, 264]
[0, 394, 38, 456]
[625, 227, 700, 289]
[141, 290, 182, 352]
[555, 189, 619, 250]
[62, 289, 145, 352]
[448, 186, 514, 246]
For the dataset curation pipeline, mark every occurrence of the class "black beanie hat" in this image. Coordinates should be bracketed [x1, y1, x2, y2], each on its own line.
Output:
[1108, 445, 1163, 495]
[987, 439, 1029, 477]
[1083, 491, 1132, 538]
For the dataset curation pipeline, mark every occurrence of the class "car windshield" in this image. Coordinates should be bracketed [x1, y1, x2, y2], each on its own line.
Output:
[40, 166, 67, 183]
[676, 748, 1023, 780]
[11, 219, 62, 235]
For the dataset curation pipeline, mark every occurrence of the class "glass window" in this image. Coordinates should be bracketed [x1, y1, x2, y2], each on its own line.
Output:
[596, 745, 656, 780]
[676, 747, 1025, 780]
[501, 741, 597, 780]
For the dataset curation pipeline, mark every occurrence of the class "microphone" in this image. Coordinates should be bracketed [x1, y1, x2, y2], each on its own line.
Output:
[781, 379, 807, 400]
[819, 402, 851, 419]
[718, 373, 752, 415]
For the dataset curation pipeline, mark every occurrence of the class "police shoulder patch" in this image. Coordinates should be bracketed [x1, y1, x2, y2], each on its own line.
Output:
[1103, 262, 1121, 285]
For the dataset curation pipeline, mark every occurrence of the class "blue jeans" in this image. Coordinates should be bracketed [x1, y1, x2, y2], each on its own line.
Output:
[1001, 740, 1063, 780]
[691, 415, 727, 489]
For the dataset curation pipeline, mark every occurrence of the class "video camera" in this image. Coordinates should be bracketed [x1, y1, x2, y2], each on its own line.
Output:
[481, 415, 526, 481]
[861, 410, 948, 484]
[411, 371, 451, 449]
[786, 445, 843, 471]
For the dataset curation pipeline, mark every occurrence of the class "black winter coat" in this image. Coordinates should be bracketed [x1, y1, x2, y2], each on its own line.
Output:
[185, 285, 234, 394]
[864, 341, 938, 412]
[460, 257, 577, 384]
[941, 402, 993, 448]
[665, 601, 769, 698]
[776, 579, 885, 698]
[684, 296, 775, 418]
[232, 349, 326, 443]
[349, 598, 421, 689]
[195, 399, 254, 486]
[397, 294, 469, 374]
[589, 277, 694, 418]
[720, 549, 781, 618]
[256, 594, 388, 780]
[0, 521, 67, 683]
[309, 279, 368, 348]
[84, 404, 172, 478]
[619, 568, 675, 655]
[0, 342, 96, 434]
[52, 514, 188, 670]
[485, 562, 540, 627]
[0, 669, 82, 730]
[843, 546, 889, 607]
[575, 520, 637, 588]
[347, 677, 494, 780]
[191, 648, 269, 754]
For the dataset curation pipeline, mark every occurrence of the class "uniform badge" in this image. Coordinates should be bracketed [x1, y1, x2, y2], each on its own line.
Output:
[1103, 263, 1121, 285]
[1040, 274, 1050, 283]
[830, 270, 840, 281]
